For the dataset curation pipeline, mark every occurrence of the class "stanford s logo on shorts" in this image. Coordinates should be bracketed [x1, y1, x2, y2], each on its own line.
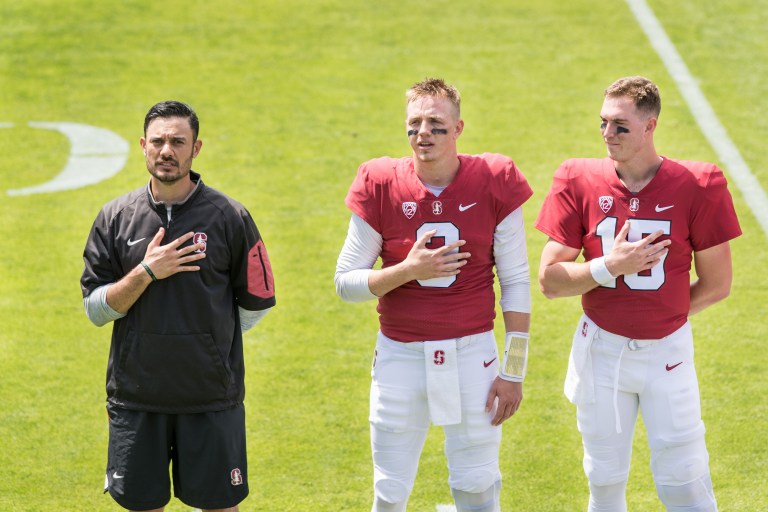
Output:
[230, 468, 243, 486]
[433, 350, 445, 365]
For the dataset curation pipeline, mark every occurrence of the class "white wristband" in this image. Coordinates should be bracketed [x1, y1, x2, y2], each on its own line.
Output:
[589, 256, 615, 286]
[500, 331, 529, 382]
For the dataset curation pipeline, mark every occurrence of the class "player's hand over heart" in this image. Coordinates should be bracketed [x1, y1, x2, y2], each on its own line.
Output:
[486, 377, 522, 426]
[142, 227, 206, 280]
[403, 229, 470, 281]
[605, 220, 670, 277]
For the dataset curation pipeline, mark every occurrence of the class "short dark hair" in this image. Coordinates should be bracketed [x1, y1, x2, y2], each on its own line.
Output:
[143, 100, 200, 140]
[604, 76, 661, 118]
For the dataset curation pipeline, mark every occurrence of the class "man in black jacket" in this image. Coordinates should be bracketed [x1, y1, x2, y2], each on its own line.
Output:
[81, 101, 275, 512]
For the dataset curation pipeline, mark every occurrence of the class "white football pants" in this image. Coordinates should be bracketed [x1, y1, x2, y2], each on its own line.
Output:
[573, 318, 715, 510]
[370, 330, 502, 510]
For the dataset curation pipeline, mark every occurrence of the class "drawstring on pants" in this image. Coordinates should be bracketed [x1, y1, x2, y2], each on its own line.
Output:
[612, 342, 627, 434]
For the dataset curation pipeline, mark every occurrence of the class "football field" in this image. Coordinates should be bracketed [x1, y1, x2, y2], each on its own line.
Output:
[1, 1, 766, 510]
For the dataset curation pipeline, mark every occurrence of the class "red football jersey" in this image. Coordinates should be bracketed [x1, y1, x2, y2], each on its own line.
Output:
[536, 157, 741, 339]
[346, 153, 533, 342]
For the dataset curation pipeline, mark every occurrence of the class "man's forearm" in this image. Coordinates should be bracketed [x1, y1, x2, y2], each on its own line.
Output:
[106, 263, 154, 314]
[367, 262, 416, 298]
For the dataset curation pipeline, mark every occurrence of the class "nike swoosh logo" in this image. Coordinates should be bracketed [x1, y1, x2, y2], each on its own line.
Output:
[127, 237, 147, 246]
[666, 362, 683, 371]
[459, 203, 477, 212]
[483, 358, 497, 368]
[655, 204, 674, 212]
[112, 472, 124, 479]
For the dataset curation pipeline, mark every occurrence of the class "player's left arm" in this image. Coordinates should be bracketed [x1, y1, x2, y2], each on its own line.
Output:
[232, 208, 276, 315]
[689, 241, 733, 316]
[485, 209, 531, 426]
[487, 311, 530, 426]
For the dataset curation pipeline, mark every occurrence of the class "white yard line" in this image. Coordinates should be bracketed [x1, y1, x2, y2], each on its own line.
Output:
[626, 0, 768, 237]
[436, 504, 457, 512]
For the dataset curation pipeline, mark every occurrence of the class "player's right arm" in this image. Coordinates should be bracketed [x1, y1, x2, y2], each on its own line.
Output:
[367, 229, 469, 297]
[538, 239, 596, 298]
[539, 220, 670, 298]
[105, 228, 205, 313]
[335, 213, 470, 300]
[84, 227, 206, 325]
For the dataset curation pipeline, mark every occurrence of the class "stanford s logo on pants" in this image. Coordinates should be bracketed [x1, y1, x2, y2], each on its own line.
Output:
[433, 350, 445, 365]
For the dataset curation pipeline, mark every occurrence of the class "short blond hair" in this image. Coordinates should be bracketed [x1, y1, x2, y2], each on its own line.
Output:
[406, 78, 461, 117]
[605, 76, 661, 118]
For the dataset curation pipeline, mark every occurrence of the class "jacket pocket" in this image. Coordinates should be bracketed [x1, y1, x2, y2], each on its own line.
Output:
[116, 331, 232, 408]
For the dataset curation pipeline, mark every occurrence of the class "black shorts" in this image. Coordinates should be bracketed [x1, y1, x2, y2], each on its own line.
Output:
[104, 403, 248, 510]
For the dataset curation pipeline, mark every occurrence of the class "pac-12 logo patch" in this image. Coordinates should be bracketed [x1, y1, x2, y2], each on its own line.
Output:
[598, 196, 613, 213]
[402, 202, 417, 219]
[193, 232, 208, 253]
[231, 468, 243, 486]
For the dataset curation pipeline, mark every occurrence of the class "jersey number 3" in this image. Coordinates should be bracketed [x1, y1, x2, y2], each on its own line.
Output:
[595, 217, 671, 290]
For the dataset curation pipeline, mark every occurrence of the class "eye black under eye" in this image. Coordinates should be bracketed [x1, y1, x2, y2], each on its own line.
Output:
[600, 122, 630, 134]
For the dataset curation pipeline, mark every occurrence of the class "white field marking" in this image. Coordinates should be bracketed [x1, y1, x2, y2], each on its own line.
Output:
[436, 504, 457, 512]
[626, 0, 768, 237]
[0, 122, 13, 128]
[6, 121, 129, 196]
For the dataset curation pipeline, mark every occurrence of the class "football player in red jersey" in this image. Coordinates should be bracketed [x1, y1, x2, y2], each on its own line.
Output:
[536, 76, 741, 512]
[336, 78, 533, 512]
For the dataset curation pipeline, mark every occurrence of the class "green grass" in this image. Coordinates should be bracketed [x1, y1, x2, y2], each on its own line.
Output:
[1, 0, 766, 510]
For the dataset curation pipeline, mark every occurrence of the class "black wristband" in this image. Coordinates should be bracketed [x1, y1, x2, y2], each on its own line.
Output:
[140, 261, 158, 282]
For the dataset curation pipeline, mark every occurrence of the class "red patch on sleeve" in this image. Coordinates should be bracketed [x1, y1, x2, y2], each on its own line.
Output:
[247, 239, 275, 298]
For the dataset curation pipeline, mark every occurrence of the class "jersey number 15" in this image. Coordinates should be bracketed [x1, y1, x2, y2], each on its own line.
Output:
[595, 217, 671, 290]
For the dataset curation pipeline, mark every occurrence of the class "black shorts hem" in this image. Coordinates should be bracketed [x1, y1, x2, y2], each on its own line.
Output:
[109, 490, 170, 511]
[176, 486, 249, 510]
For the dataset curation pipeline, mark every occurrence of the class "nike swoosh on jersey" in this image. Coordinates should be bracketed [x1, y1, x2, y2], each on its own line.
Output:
[666, 362, 683, 371]
[655, 204, 674, 212]
[127, 237, 147, 246]
[458, 203, 477, 212]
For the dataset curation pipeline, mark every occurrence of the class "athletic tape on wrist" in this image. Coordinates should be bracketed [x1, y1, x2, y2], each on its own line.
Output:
[589, 256, 615, 286]
[500, 331, 529, 382]
[140, 261, 158, 282]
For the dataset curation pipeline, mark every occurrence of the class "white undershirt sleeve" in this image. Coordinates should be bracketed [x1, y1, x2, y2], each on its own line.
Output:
[494, 207, 532, 313]
[83, 284, 126, 327]
[239, 306, 271, 333]
[334, 214, 382, 302]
